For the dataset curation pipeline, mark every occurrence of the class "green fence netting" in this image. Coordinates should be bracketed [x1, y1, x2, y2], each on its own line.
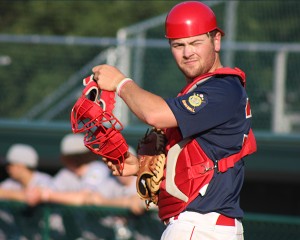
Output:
[0, 201, 299, 240]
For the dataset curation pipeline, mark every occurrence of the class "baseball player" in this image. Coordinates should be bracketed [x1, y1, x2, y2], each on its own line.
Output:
[0, 143, 52, 192]
[0, 143, 52, 239]
[24, 135, 144, 239]
[26, 133, 116, 204]
[92, 1, 256, 240]
[26, 135, 143, 212]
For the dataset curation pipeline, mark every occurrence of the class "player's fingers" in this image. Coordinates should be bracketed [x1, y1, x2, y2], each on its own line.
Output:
[106, 160, 121, 175]
[92, 65, 101, 73]
[92, 74, 98, 81]
[106, 161, 114, 169]
[107, 162, 123, 176]
[103, 158, 115, 169]
[92, 66, 103, 81]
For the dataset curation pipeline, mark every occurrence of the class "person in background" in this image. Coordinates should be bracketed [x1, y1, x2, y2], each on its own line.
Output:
[50, 133, 109, 193]
[78, 146, 146, 215]
[0, 143, 52, 240]
[25, 135, 145, 239]
[0, 143, 52, 201]
[26, 134, 145, 214]
[26, 133, 113, 204]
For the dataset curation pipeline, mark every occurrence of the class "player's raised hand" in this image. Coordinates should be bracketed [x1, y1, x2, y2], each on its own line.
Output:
[92, 64, 125, 92]
[102, 151, 140, 177]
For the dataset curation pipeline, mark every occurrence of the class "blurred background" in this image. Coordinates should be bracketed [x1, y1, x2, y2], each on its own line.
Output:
[0, 1, 300, 239]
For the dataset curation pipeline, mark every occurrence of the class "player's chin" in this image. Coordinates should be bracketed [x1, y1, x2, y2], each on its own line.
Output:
[180, 67, 199, 80]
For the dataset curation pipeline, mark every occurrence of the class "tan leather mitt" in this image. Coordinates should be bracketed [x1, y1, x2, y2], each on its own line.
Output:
[136, 128, 167, 208]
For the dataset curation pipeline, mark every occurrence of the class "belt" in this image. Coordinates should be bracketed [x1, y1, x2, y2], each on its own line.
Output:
[215, 214, 235, 226]
[164, 213, 235, 226]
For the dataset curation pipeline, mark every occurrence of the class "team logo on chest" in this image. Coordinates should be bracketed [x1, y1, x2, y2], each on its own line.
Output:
[182, 93, 206, 113]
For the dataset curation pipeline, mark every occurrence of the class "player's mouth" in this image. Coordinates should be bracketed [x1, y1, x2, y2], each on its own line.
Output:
[183, 59, 198, 65]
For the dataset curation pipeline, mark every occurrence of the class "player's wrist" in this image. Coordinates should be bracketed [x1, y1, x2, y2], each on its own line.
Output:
[123, 197, 131, 208]
[116, 78, 133, 97]
[41, 189, 51, 202]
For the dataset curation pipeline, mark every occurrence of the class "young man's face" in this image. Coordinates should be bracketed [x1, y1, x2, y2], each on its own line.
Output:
[170, 32, 221, 82]
[6, 163, 29, 181]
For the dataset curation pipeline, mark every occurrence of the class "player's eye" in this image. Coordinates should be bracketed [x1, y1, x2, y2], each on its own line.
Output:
[172, 43, 184, 49]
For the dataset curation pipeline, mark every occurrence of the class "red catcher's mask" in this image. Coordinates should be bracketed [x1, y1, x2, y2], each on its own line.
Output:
[71, 75, 128, 168]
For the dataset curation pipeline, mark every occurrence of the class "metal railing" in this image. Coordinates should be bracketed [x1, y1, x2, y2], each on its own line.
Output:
[0, 201, 299, 240]
[1, 1, 300, 133]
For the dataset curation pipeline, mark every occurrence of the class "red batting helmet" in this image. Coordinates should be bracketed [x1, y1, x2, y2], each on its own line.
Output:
[165, 1, 225, 39]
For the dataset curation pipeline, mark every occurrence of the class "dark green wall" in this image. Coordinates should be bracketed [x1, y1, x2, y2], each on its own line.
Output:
[1, 120, 300, 215]
[1, 120, 300, 182]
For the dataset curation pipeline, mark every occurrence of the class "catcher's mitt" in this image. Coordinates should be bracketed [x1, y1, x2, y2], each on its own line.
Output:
[136, 128, 167, 208]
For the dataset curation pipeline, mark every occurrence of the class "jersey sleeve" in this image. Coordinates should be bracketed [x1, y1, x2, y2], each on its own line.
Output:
[166, 77, 245, 139]
[29, 172, 53, 188]
[50, 169, 81, 191]
[80, 161, 118, 197]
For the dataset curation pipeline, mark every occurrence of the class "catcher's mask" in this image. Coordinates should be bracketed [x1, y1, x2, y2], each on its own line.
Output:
[71, 75, 128, 167]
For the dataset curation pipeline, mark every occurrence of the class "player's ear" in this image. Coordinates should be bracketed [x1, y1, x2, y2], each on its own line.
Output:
[213, 32, 222, 52]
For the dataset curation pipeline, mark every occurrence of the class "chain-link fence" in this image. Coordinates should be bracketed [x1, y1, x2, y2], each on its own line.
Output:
[0, 2, 300, 239]
[0, 1, 300, 133]
[0, 201, 300, 240]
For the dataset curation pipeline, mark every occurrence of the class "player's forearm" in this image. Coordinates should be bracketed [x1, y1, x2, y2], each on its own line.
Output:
[79, 192, 129, 208]
[42, 190, 86, 206]
[118, 81, 177, 128]
[100, 197, 130, 208]
[92, 64, 177, 128]
[0, 189, 26, 202]
[92, 195, 143, 213]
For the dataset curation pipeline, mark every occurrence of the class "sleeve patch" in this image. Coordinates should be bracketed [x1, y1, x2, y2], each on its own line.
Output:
[181, 93, 207, 113]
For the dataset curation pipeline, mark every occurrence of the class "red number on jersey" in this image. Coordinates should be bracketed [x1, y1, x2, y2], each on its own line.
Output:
[245, 98, 252, 119]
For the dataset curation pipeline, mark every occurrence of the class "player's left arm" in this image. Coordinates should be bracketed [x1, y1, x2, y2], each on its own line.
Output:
[103, 151, 140, 177]
[0, 188, 26, 202]
[92, 64, 177, 129]
[26, 187, 90, 206]
[86, 193, 146, 215]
